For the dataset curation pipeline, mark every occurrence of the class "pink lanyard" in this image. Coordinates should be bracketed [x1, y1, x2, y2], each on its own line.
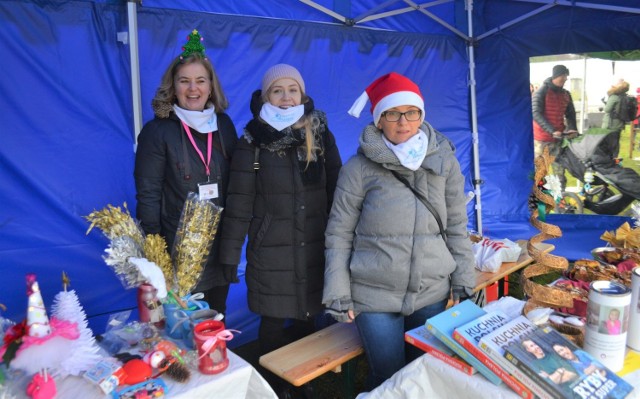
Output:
[181, 121, 212, 178]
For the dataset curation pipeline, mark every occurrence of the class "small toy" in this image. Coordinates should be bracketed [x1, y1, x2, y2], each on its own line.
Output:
[26, 370, 56, 399]
[111, 378, 167, 399]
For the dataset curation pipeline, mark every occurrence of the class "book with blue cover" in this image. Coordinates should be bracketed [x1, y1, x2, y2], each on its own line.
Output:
[503, 325, 634, 399]
[425, 300, 502, 385]
[479, 315, 554, 399]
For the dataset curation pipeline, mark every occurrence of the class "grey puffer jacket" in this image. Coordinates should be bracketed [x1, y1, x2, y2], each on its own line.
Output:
[323, 122, 475, 316]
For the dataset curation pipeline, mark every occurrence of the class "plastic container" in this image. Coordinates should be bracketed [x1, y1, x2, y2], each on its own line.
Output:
[163, 299, 209, 340]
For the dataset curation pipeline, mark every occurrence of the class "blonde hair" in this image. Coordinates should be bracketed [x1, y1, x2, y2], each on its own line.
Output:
[606, 80, 630, 97]
[152, 53, 228, 118]
[262, 87, 322, 168]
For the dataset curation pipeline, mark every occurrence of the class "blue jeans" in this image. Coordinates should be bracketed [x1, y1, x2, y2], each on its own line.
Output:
[355, 298, 448, 391]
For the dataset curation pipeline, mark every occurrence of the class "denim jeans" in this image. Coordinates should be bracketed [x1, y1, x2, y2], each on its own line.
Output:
[355, 298, 448, 391]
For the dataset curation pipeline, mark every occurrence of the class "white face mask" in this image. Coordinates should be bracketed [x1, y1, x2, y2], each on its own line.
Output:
[259, 103, 305, 131]
[383, 129, 429, 171]
[173, 104, 218, 133]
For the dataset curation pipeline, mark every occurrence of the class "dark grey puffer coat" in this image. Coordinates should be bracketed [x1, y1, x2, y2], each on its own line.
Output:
[219, 110, 342, 320]
[134, 112, 238, 291]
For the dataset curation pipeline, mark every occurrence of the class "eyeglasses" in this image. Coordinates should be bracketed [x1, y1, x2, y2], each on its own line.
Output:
[381, 110, 422, 122]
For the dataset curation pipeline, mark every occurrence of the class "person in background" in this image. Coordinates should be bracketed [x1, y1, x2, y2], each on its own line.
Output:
[219, 64, 342, 397]
[532, 64, 578, 191]
[323, 72, 475, 391]
[601, 79, 630, 159]
[134, 30, 238, 313]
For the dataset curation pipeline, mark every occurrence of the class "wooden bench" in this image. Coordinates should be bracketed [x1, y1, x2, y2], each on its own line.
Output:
[259, 322, 363, 398]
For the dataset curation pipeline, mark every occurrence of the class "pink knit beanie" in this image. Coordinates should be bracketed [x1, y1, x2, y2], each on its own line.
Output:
[261, 64, 306, 94]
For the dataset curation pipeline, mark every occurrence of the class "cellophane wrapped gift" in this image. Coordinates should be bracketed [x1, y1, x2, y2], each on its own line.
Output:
[171, 192, 222, 297]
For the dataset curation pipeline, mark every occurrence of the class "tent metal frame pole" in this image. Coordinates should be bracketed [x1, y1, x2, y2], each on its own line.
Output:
[128, 0, 143, 146]
[512, 0, 640, 14]
[298, 0, 347, 23]
[580, 55, 588, 134]
[406, 0, 469, 41]
[352, 0, 404, 23]
[476, 3, 554, 41]
[466, 0, 482, 234]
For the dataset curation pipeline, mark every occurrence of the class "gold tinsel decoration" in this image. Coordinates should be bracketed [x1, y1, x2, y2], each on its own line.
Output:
[172, 192, 222, 297]
[85, 202, 145, 249]
[600, 222, 640, 249]
[143, 234, 174, 288]
[522, 147, 583, 312]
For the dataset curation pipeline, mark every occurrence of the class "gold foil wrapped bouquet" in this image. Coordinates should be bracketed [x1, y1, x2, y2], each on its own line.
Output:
[85, 203, 173, 289]
[171, 192, 222, 297]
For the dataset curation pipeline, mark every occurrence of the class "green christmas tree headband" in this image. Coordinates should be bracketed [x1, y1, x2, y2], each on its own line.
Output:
[180, 29, 206, 59]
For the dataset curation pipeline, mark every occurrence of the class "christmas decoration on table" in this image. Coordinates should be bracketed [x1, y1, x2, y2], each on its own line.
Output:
[144, 340, 191, 383]
[601, 221, 640, 249]
[49, 272, 102, 377]
[593, 211, 640, 286]
[171, 192, 222, 297]
[0, 274, 82, 399]
[522, 147, 585, 345]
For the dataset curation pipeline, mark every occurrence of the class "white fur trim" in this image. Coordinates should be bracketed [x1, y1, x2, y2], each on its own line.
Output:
[348, 91, 370, 118]
[372, 91, 424, 125]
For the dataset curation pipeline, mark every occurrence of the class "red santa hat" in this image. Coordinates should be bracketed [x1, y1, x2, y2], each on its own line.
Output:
[348, 72, 425, 126]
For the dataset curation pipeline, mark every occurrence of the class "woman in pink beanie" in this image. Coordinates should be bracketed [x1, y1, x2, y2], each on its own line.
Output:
[219, 64, 342, 395]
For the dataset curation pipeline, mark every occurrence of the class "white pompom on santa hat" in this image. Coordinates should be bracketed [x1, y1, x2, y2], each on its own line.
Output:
[348, 72, 425, 126]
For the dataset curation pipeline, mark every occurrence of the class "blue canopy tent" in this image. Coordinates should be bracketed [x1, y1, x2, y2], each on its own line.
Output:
[1, 0, 638, 346]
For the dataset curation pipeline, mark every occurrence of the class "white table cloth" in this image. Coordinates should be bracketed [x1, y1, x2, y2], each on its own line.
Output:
[2, 350, 277, 399]
[358, 352, 640, 399]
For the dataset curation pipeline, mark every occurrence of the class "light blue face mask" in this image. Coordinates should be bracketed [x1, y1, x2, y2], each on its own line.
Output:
[259, 103, 304, 131]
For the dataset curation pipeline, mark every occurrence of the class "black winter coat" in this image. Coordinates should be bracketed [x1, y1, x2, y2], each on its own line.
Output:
[134, 112, 238, 291]
[219, 110, 342, 320]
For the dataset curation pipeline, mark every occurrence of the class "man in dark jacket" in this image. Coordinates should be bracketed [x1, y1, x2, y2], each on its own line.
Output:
[532, 64, 578, 190]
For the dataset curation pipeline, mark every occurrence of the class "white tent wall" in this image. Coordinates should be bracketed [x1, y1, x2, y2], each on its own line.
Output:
[1, 0, 639, 345]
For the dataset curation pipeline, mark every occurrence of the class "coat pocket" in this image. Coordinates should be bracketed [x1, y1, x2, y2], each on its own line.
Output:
[252, 212, 272, 250]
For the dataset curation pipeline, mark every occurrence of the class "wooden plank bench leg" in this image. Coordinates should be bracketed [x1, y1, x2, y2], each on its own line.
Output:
[341, 356, 359, 399]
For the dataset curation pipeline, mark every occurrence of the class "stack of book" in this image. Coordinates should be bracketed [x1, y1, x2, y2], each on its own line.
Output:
[404, 300, 634, 399]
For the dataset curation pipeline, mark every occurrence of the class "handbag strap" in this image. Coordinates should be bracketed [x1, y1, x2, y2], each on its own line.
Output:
[390, 170, 447, 242]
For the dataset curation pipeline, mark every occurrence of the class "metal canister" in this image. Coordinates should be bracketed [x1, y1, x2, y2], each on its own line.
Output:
[137, 283, 165, 329]
[627, 267, 640, 351]
[583, 280, 631, 372]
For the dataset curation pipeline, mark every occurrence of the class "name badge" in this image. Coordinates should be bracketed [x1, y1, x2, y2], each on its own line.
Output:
[198, 182, 218, 200]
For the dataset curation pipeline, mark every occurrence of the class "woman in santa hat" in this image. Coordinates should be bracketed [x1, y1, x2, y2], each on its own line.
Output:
[323, 72, 475, 390]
